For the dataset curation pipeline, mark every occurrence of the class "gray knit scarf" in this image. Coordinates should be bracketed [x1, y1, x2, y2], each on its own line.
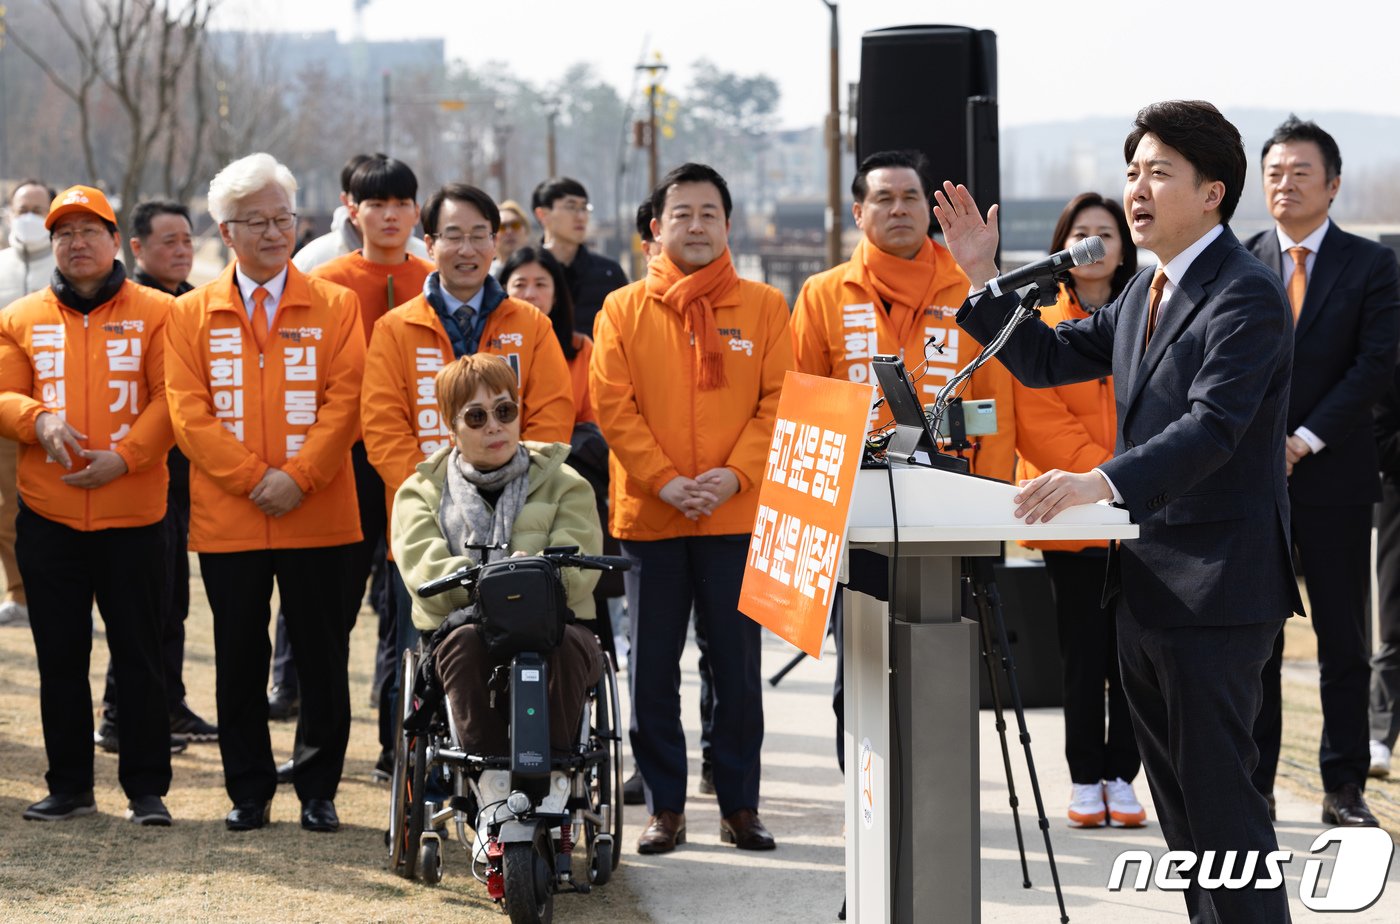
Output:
[438, 444, 531, 567]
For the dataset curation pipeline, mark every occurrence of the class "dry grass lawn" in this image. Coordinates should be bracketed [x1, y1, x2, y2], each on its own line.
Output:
[0, 556, 649, 923]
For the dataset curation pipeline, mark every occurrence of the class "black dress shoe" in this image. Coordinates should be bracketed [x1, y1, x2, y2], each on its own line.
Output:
[23, 791, 97, 821]
[226, 800, 271, 831]
[276, 758, 295, 785]
[698, 762, 715, 796]
[267, 685, 299, 721]
[301, 798, 339, 832]
[1322, 782, 1379, 827]
[622, 767, 645, 805]
[720, 807, 776, 850]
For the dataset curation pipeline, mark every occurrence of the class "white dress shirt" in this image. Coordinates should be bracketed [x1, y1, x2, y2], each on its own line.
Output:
[1094, 223, 1225, 504]
[1275, 219, 1330, 454]
[234, 264, 289, 327]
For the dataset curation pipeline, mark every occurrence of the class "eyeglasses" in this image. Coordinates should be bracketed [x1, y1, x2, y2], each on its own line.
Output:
[553, 201, 592, 215]
[226, 213, 297, 235]
[457, 400, 519, 429]
[500, 219, 527, 233]
[52, 225, 110, 246]
[433, 229, 496, 250]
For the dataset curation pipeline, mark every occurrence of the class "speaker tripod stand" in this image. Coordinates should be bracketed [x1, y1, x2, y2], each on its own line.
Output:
[965, 554, 1071, 923]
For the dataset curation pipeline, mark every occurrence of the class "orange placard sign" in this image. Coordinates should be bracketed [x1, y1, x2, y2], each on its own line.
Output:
[739, 371, 875, 657]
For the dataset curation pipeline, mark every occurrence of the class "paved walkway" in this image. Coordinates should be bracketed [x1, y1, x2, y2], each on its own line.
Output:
[615, 630, 1400, 922]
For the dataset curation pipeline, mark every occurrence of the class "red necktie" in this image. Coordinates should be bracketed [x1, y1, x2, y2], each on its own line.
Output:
[1144, 269, 1167, 348]
[251, 286, 270, 351]
[1287, 246, 1309, 321]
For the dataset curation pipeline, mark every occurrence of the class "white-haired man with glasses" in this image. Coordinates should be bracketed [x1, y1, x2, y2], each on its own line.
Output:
[165, 153, 366, 833]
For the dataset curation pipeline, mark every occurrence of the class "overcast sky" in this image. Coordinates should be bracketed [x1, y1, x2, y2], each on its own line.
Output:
[221, 0, 1394, 130]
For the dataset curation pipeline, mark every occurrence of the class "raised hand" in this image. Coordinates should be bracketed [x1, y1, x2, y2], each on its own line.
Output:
[932, 181, 1001, 288]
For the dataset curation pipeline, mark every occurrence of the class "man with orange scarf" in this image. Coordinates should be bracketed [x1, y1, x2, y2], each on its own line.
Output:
[592, 163, 792, 855]
[790, 149, 1015, 479]
[789, 149, 1017, 777]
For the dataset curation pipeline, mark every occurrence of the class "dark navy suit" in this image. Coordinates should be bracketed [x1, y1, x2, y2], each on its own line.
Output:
[1246, 223, 1400, 796]
[960, 225, 1301, 924]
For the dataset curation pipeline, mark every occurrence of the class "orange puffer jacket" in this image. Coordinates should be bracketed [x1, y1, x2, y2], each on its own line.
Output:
[0, 280, 175, 529]
[1013, 284, 1116, 552]
[165, 263, 365, 552]
[360, 292, 574, 524]
[790, 243, 1017, 480]
[590, 277, 793, 541]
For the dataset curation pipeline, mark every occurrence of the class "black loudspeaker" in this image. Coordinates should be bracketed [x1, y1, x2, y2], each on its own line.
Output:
[977, 560, 1063, 710]
[857, 25, 1000, 216]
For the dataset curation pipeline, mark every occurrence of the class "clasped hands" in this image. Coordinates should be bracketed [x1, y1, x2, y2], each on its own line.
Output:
[659, 468, 740, 521]
[250, 467, 304, 517]
[36, 411, 127, 489]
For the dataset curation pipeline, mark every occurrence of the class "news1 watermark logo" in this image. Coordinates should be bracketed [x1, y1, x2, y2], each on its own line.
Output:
[1107, 827, 1395, 912]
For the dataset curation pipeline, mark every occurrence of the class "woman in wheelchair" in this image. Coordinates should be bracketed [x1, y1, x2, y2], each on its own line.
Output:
[391, 352, 605, 759]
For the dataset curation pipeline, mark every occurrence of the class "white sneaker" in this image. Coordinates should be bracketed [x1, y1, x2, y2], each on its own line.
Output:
[0, 601, 28, 628]
[1105, 777, 1147, 827]
[1068, 782, 1106, 827]
[1370, 739, 1392, 779]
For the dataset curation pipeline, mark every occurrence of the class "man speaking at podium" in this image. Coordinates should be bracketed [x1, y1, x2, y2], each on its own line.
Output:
[936, 100, 1302, 924]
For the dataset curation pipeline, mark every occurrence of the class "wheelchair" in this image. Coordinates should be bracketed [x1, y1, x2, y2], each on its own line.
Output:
[386, 547, 628, 924]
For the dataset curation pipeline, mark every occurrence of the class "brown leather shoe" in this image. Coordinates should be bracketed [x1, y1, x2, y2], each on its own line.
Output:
[637, 810, 686, 854]
[1322, 783, 1380, 827]
[720, 808, 776, 850]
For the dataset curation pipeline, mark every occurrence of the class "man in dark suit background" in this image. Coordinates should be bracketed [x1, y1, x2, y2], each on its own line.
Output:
[1246, 116, 1400, 827]
[935, 100, 1300, 923]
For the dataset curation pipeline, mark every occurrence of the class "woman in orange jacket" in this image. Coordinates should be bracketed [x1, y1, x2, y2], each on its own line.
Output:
[165, 154, 364, 833]
[1012, 193, 1145, 829]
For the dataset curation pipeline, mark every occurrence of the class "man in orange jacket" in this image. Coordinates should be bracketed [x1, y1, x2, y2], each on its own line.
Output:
[360, 181, 573, 771]
[789, 150, 1017, 778]
[165, 153, 365, 834]
[592, 163, 792, 855]
[791, 149, 1016, 478]
[0, 186, 176, 826]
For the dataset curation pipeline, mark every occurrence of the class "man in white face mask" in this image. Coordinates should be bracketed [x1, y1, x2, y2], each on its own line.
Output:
[0, 179, 56, 628]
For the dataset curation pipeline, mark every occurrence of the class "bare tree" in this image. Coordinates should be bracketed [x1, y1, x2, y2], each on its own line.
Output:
[6, 0, 217, 251]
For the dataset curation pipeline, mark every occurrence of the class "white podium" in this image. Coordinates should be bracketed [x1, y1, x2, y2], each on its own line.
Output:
[842, 465, 1138, 923]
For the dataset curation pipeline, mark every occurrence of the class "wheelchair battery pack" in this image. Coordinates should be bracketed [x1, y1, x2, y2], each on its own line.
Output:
[510, 652, 552, 781]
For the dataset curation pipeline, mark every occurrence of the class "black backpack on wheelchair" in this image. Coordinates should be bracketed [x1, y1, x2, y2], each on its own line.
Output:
[410, 555, 572, 732]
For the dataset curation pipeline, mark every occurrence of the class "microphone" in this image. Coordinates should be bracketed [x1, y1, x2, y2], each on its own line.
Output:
[982, 236, 1107, 297]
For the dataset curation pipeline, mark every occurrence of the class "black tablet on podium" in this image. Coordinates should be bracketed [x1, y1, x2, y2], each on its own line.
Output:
[871, 354, 969, 474]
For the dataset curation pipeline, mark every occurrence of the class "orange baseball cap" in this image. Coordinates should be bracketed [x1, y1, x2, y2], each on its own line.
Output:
[45, 185, 118, 231]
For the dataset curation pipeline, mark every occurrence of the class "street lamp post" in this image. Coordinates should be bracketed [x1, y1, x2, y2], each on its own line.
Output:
[546, 97, 560, 178]
[821, 1, 841, 269]
[635, 56, 669, 193]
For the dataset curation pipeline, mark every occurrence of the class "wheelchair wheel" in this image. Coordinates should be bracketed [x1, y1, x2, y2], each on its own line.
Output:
[389, 648, 426, 879]
[601, 658, 624, 872]
[418, 834, 442, 885]
[502, 827, 554, 924]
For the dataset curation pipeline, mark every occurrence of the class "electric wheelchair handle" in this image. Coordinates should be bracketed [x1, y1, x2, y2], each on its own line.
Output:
[415, 549, 631, 599]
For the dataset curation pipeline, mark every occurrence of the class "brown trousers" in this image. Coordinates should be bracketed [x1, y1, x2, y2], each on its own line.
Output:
[0, 438, 23, 605]
[436, 622, 603, 755]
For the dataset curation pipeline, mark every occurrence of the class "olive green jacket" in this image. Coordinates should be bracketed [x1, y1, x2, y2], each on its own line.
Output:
[392, 441, 602, 630]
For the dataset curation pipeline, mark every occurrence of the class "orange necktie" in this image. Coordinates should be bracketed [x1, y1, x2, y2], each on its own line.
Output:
[251, 285, 270, 351]
[1144, 268, 1167, 348]
[1287, 246, 1309, 321]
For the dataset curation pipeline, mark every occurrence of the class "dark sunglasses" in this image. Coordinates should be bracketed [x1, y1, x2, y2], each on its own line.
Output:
[500, 219, 527, 233]
[458, 400, 519, 429]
